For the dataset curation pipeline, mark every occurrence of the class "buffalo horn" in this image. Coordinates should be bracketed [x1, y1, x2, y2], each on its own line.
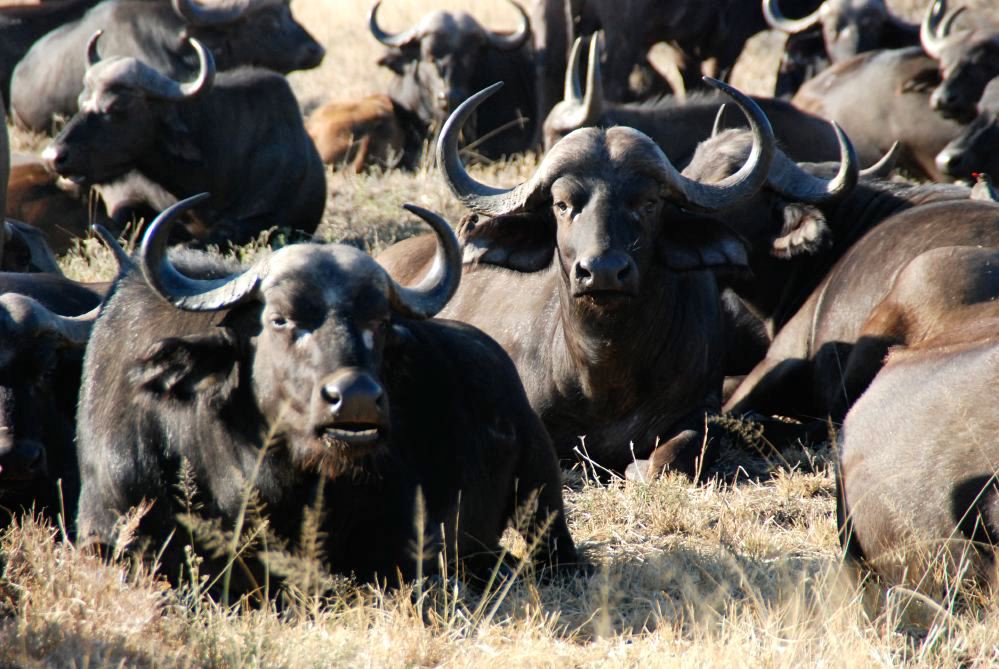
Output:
[86, 29, 102, 67]
[92, 223, 134, 275]
[711, 103, 728, 137]
[920, 0, 966, 59]
[439, 77, 775, 215]
[564, 36, 584, 103]
[141, 194, 265, 312]
[483, 0, 531, 51]
[765, 121, 858, 204]
[132, 38, 215, 100]
[859, 142, 900, 179]
[763, 0, 824, 34]
[383, 205, 461, 319]
[368, 1, 419, 48]
[172, 0, 252, 27]
[0, 293, 98, 346]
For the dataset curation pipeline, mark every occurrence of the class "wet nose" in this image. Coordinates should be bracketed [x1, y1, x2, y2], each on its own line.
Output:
[935, 148, 967, 177]
[574, 252, 637, 293]
[319, 369, 385, 424]
[302, 42, 325, 67]
[41, 144, 69, 173]
[0, 438, 46, 480]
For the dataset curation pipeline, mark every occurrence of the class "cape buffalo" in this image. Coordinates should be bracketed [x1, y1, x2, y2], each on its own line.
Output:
[75, 196, 579, 589]
[543, 34, 848, 165]
[920, 0, 999, 121]
[305, 94, 406, 171]
[370, 0, 537, 161]
[764, 0, 919, 97]
[935, 77, 999, 181]
[838, 245, 999, 593]
[10, 0, 324, 132]
[378, 79, 777, 480]
[793, 47, 965, 181]
[42, 34, 326, 247]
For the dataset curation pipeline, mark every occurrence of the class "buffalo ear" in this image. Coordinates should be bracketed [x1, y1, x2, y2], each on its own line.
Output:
[771, 202, 830, 258]
[158, 108, 203, 162]
[657, 215, 750, 280]
[130, 329, 241, 405]
[458, 211, 555, 273]
[377, 49, 411, 75]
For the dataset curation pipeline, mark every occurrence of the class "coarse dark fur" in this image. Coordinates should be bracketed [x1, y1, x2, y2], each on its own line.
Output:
[935, 78, 999, 181]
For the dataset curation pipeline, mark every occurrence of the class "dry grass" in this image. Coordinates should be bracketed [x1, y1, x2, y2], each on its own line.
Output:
[4, 0, 999, 666]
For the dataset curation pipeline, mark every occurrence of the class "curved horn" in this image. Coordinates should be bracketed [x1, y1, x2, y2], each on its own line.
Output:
[140, 194, 264, 312]
[766, 121, 858, 204]
[86, 29, 102, 67]
[763, 0, 824, 34]
[921, 0, 967, 59]
[172, 0, 251, 27]
[564, 36, 584, 103]
[712, 103, 728, 137]
[91, 223, 134, 275]
[579, 32, 605, 126]
[383, 205, 461, 319]
[860, 141, 900, 179]
[0, 293, 98, 346]
[368, 0, 417, 48]
[484, 0, 531, 51]
[133, 38, 215, 100]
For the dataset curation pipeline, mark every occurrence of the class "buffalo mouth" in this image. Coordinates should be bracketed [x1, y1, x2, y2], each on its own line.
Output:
[317, 423, 384, 447]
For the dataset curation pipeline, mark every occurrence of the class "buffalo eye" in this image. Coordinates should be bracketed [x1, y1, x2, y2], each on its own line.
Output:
[554, 201, 569, 214]
[269, 316, 292, 331]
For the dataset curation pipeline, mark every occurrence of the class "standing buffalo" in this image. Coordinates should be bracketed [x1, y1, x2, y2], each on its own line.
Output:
[11, 0, 324, 132]
[543, 34, 850, 165]
[378, 79, 776, 479]
[42, 35, 326, 247]
[838, 245, 999, 593]
[793, 47, 965, 181]
[370, 0, 537, 161]
[920, 0, 999, 121]
[75, 196, 579, 588]
[764, 0, 920, 97]
[935, 77, 999, 180]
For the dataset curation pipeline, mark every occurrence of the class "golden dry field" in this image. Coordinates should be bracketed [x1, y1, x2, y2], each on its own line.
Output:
[3, 1, 999, 667]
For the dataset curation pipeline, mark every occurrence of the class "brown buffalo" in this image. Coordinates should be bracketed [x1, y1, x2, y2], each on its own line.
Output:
[306, 94, 406, 171]
[838, 245, 999, 593]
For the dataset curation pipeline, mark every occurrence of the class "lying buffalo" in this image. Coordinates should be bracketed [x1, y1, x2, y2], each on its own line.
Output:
[838, 245, 999, 593]
[75, 196, 579, 588]
[11, 0, 323, 132]
[44, 34, 326, 247]
[306, 94, 406, 171]
[920, 0, 999, 121]
[935, 78, 999, 181]
[765, 0, 919, 97]
[793, 47, 965, 181]
[378, 79, 776, 479]
[371, 0, 536, 161]
[543, 35, 848, 165]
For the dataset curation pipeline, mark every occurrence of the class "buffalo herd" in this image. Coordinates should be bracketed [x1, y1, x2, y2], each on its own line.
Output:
[1, 0, 998, 600]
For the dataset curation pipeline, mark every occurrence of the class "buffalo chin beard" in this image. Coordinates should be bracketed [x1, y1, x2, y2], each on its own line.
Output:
[292, 428, 388, 480]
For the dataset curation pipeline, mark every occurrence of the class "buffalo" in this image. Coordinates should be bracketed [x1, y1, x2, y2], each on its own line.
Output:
[10, 0, 324, 132]
[838, 245, 999, 593]
[764, 0, 920, 97]
[793, 47, 965, 181]
[370, 0, 537, 161]
[935, 77, 999, 181]
[920, 0, 999, 121]
[378, 79, 776, 479]
[305, 94, 406, 171]
[43, 34, 326, 247]
[75, 195, 579, 588]
[543, 34, 852, 165]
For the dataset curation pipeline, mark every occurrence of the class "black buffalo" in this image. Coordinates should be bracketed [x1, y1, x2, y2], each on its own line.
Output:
[543, 34, 850, 165]
[935, 77, 999, 181]
[370, 0, 536, 161]
[75, 196, 578, 588]
[10, 0, 324, 132]
[378, 79, 776, 480]
[43, 35, 326, 247]
[838, 245, 999, 593]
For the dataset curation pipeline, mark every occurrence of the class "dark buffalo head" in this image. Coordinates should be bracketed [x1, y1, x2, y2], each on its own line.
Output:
[137, 194, 460, 476]
[936, 77, 999, 180]
[0, 293, 94, 496]
[764, 0, 898, 63]
[370, 0, 529, 134]
[173, 0, 324, 73]
[43, 32, 215, 187]
[920, 0, 999, 120]
[441, 80, 775, 307]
